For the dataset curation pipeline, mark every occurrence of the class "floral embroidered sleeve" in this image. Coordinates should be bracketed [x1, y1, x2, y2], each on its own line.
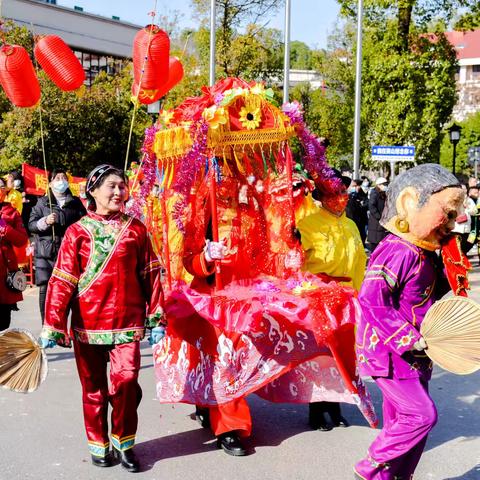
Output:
[359, 248, 422, 356]
[40, 226, 80, 347]
[140, 228, 166, 328]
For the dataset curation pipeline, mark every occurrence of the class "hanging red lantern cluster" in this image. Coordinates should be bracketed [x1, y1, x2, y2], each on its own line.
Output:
[0, 45, 41, 107]
[132, 25, 170, 91]
[34, 35, 85, 91]
[132, 56, 184, 105]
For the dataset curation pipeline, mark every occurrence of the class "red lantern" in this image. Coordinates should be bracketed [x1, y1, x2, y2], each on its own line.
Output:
[34, 35, 85, 91]
[132, 25, 170, 90]
[155, 57, 184, 98]
[131, 81, 161, 105]
[0, 45, 40, 107]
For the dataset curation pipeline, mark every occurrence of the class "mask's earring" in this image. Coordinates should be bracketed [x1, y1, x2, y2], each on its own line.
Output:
[395, 216, 410, 233]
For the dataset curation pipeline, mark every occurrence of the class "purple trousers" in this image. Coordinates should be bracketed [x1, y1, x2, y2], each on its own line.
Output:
[354, 375, 437, 479]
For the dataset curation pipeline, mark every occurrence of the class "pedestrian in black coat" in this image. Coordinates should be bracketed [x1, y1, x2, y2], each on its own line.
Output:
[28, 170, 86, 322]
[367, 177, 388, 252]
[346, 179, 368, 245]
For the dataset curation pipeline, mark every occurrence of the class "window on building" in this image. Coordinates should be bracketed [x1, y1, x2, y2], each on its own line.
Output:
[73, 49, 127, 86]
[473, 64, 480, 76]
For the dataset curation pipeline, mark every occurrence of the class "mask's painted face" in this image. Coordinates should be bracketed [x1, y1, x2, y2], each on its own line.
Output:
[321, 190, 349, 216]
[408, 187, 465, 246]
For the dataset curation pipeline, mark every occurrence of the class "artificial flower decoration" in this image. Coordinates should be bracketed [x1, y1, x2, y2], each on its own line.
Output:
[220, 87, 246, 106]
[202, 105, 228, 129]
[239, 106, 261, 130]
[160, 109, 174, 126]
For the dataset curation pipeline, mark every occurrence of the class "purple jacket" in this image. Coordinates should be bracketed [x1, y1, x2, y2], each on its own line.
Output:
[356, 234, 448, 380]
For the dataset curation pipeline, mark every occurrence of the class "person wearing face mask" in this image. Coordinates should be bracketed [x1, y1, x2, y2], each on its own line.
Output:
[367, 177, 389, 252]
[29, 168, 86, 323]
[78, 182, 88, 208]
[346, 178, 369, 245]
[296, 170, 367, 431]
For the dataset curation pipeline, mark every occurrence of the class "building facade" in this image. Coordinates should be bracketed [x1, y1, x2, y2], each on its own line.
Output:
[445, 29, 480, 121]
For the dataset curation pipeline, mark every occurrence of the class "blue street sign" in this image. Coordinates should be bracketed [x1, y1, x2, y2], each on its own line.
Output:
[371, 145, 415, 162]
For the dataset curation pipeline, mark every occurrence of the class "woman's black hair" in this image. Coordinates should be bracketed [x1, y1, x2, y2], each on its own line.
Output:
[49, 168, 67, 182]
[85, 164, 127, 210]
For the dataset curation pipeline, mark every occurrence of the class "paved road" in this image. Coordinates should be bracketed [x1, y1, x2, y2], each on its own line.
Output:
[1, 262, 480, 479]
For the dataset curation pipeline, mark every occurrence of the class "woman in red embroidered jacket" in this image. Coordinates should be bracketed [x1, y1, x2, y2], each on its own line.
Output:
[0, 176, 29, 330]
[39, 165, 165, 473]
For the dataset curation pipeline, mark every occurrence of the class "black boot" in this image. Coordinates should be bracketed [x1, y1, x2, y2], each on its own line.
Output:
[216, 431, 247, 456]
[91, 453, 113, 468]
[308, 402, 333, 431]
[113, 447, 140, 472]
[195, 406, 211, 428]
[325, 401, 350, 428]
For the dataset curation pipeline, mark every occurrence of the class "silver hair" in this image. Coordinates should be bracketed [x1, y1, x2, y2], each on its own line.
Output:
[381, 163, 461, 225]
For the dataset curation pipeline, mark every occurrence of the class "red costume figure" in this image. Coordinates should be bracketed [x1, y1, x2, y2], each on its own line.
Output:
[0, 176, 29, 330]
[40, 165, 165, 472]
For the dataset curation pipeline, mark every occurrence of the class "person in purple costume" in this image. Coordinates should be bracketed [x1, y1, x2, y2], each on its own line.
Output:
[354, 164, 465, 480]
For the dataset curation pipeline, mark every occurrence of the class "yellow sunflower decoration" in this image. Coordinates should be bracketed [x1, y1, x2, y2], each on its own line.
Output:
[239, 106, 261, 130]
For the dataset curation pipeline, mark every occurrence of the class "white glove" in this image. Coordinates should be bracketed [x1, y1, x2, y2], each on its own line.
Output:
[284, 249, 303, 270]
[412, 337, 427, 351]
[204, 240, 227, 263]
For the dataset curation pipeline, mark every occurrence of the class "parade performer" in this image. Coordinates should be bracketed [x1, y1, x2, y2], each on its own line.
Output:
[0, 176, 29, 330]
[297, 170, 366, 431]
[146, 79, 376, 458]
[40, 164, 166, 472]
[354, 164, 466, 480]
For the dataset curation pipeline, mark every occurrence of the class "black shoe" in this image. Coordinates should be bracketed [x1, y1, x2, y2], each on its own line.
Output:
[308, 403, 333, 431]
[331, 415, 350, 428]
[195, 406, 211, 429]
[216, 432, 247, 456]
[91, 453, 113, 468]
[113, 447, 140, 472]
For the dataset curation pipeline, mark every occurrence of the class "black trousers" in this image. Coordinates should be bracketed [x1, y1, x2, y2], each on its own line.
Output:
[0, 304, 13, 331]
[39, 284, 48, 324]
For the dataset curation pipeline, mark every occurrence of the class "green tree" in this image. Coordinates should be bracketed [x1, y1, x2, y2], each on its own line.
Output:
[290, 41, 314, 70]
[191, 0, 284, 81]
[454, 4, 480, 31]
[440, 112, 480, 174]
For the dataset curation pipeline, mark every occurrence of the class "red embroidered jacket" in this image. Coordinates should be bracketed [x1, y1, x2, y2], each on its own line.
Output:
[41, 211, 165, 346]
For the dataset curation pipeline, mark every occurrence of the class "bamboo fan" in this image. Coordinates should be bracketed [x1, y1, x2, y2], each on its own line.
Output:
[0, 329, 48, 393]
[421, 297, 480, 375]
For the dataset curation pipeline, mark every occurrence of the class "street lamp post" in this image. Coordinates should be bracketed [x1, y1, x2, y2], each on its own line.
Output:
[448, 123, 462, 176]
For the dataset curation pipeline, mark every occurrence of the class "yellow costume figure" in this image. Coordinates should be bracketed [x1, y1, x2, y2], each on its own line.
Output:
[297, 206, 366, 291]
[296, 172, 367, 431]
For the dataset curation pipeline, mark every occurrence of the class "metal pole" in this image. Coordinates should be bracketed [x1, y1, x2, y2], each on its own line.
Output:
[475, 158, 478, 181]
[390, 160, 395, 181]
[283, 0, 292, 104]
[209, 0, 216, 86]
[353, 0, 364, 179]
[452, 142, 457, 176]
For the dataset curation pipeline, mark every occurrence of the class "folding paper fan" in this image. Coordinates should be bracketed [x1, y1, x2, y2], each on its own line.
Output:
[421, 297, 480, 375]
[0, 328, 48, 393]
